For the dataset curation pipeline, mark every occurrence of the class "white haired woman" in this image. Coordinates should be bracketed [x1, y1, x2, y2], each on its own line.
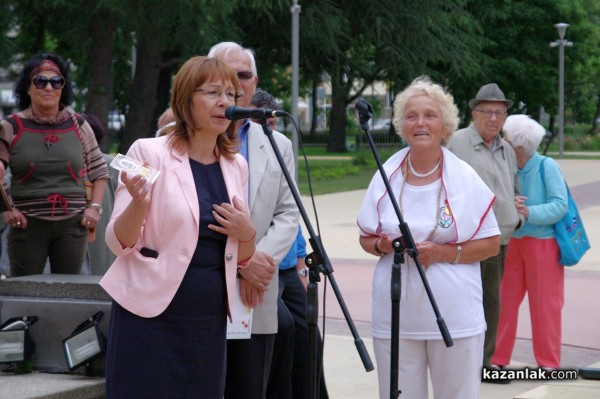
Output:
[357, 76, 501, 399]
[491, 114, 568, 371]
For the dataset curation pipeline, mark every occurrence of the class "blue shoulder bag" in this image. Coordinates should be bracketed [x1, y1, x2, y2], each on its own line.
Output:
[540, 157, 590, 266]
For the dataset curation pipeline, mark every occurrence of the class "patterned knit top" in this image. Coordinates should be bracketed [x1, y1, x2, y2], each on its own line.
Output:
[0, 106, 109, 220]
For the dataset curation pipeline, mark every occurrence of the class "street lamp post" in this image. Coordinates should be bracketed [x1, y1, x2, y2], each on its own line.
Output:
[549, 22, 573, 158]
[291, 0, 301, 181]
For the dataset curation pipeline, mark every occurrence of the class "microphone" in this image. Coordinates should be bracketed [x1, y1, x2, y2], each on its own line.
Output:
[355, 99, 373, 122]
[355, 99, 373, 131]
[225, 106, 288, 121]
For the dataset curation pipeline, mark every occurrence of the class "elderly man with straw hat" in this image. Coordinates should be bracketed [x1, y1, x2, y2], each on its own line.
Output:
[448, 83, 525, 382]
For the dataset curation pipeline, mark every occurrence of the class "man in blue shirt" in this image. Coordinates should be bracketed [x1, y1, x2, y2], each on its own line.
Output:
[267, 226, 328, 399]
[267, 226, 307, 398]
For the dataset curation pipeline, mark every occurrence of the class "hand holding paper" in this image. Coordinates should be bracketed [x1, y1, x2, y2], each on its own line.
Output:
[110, 154, 161, 184]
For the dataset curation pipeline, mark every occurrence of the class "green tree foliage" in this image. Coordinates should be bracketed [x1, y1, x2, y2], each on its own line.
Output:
[3, 0, 600, 154]
[565, 0, 600, 133]
[0, 2, 17, 66]
[116, 0, 240, 151]
[4, 0, 240, 151]
[454, 0, 600, 133]
[302, 0, 488, 151]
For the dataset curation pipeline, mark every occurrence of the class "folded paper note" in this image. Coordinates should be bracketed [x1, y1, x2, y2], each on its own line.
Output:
[110, 153, 161, 184]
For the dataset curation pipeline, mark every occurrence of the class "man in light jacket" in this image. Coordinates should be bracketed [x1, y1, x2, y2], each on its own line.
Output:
[448, 83, 524, 379]
[208, 42, 299, 398]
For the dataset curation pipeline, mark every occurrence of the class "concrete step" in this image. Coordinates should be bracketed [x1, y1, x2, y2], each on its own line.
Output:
[0, 274, 111, 374]
[0, 372, 104, 399]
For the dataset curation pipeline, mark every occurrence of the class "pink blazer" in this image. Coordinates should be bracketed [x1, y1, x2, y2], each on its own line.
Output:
[100, 136, 250, 318]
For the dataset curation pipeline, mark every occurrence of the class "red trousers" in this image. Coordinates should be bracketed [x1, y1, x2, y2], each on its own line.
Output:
[491, 236, 564, 368]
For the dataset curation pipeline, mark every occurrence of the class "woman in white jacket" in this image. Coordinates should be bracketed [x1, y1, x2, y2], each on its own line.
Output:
[357, 76, 501, 399]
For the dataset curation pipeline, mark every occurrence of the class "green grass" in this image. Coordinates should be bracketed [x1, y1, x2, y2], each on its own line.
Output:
[295, 145, 600, 196]
[297, 146, 337, 157]
[297, 147, 397, 195]
[298, 160, 378, 196]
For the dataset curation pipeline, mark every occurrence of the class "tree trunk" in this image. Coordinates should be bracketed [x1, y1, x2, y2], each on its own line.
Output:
[152, 62, 176, 132]
[84, 11, 116, 153]
[549, 114, 555, 135]
[592, 93, 600, 135]
[310, 80, 318, 135]
[327, 69, 347, 152]
[119, 27, 167, 153]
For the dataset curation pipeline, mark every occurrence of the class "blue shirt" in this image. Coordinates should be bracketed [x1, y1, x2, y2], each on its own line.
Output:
[512, 153, 568, 240]
[238, 119, 250, 162]
[279, 226, 306, 270]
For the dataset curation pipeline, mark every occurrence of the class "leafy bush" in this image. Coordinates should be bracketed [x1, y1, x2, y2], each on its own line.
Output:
[569, 123, 593, 136]
[352, 151, 372, 166]
[545, 123, 600, 151]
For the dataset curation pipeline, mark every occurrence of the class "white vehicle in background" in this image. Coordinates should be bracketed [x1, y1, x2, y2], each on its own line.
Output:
[372, 118, 392, 131]
[108, 112, 125, 132]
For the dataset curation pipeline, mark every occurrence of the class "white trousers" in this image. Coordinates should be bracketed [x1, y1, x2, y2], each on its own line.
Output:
[373, 333, 484, 399]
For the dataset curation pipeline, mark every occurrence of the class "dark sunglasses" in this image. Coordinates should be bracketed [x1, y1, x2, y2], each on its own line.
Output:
[237, 71, 254, 81]
[31, 75, 65, 90]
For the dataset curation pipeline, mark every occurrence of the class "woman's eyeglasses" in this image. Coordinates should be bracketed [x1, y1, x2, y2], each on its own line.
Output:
[31, 75, 66, 90]
[194, 85, 239, 102]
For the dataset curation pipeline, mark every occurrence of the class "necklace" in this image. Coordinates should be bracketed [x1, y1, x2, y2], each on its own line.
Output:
[399, 158, 444, 242]
[408, 152, 440, 178]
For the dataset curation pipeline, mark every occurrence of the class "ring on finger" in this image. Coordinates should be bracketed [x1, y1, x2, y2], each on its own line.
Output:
[16, 221, 21, 227]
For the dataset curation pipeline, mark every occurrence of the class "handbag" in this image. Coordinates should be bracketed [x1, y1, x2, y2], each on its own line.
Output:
[540, 157, 590, 266]
[70, 112, 96, 242]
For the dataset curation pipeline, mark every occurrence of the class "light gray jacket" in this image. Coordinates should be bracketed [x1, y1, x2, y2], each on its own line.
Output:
[448, 125, 523, 245]
[246, 121, 299, 334]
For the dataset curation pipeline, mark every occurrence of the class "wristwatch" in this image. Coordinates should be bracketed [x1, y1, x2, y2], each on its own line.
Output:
[90, 203, 103, 216]
[297, 268, 309, 277]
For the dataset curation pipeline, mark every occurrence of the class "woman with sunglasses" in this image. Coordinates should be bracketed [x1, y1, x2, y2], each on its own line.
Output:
[0, 52, 109, 277]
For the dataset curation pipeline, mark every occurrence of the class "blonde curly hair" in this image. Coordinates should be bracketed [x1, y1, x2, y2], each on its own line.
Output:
[392, 76, 459, 146]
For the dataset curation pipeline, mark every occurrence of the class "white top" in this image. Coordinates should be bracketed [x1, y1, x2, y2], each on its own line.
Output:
[357, 147, 500, 340]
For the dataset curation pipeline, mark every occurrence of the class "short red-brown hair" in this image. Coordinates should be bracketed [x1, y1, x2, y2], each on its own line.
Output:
[169, 56, 241, 159]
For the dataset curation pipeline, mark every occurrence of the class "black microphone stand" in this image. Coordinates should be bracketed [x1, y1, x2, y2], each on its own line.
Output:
[255, 118, 374, 399]
[354, 99, 453, 399]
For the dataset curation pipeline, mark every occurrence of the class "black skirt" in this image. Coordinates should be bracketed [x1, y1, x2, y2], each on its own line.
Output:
[105, 161, 230, 399]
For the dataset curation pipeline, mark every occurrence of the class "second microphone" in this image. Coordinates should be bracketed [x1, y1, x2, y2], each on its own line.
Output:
[225, 106, 288, 121]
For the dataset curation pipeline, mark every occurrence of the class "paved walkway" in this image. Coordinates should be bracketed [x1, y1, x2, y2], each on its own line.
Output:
[2, 158, 598, 398]
[304, 158, 600, 398]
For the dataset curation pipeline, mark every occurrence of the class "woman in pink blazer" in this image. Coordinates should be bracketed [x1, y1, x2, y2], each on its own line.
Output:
[100, 57, 256, 399]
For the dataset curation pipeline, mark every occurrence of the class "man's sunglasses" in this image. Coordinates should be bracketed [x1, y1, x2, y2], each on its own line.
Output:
[237, 71, 254, 81]
[31, 75, 66, 90]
